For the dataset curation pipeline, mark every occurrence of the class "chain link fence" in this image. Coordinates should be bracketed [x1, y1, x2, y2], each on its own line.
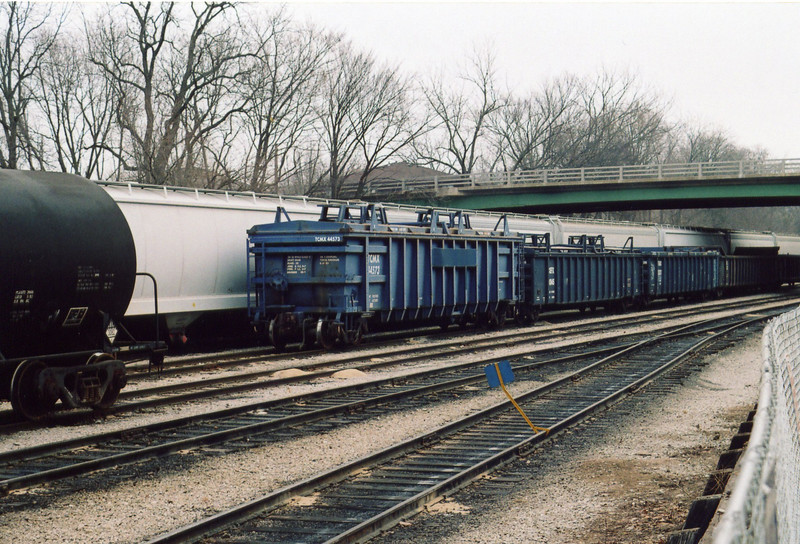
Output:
[713, 306, 800, 543]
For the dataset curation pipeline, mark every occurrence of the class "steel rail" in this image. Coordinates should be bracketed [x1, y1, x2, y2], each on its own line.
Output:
[113, 295, 800, 407]
[0, 299, 720, 431]
[0, 295, 795, 436]
[0, 339, 631, 496]
[0, 293, 792, 432]
[122, 292, 793, 381]
[0, 307, 771, 497]
[144, 315, 767, 544]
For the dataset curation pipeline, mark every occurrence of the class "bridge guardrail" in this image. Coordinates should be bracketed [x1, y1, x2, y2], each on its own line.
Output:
[356, 158, 800, 197]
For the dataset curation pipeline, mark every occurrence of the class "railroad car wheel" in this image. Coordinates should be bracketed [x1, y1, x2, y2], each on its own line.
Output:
[316, 319, 338, 350]
[269, 317, 288, 351]
[486, 309, 505, 329]
[10, 359, 52, 421]
[87, 353, 122, 410]
[515, 307, 535, 325]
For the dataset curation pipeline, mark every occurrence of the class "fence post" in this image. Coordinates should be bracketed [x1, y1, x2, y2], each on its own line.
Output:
[470, 174, 475, 188]
[658, 164, 662, 179]
[739, 161, 743, 178]
[434, 176, 438, 191]
[619, 166, 624, 181]
[543, 169, 548, 184]
[580, 168, 585, 182]
[401, 179, 406, 192]
[507, 171, 511, 186]
[698, 163, 702, 179]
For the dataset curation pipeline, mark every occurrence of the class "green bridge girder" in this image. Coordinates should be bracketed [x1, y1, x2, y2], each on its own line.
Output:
[370, 175, 800, 214]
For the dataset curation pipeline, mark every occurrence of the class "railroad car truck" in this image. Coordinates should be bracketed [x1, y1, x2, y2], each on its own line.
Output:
[247, 204, 524, 349]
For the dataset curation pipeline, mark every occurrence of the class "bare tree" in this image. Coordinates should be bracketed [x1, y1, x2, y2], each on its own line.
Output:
[675, 126, 766, 163]
[0, 2, 64, 169]
[238, 11, 335, 193]
[489, 76, 580, 171]
[348, 62, 427, 197]
[413, 47, 503, 174]
[88, 2, 249, 186]
[311, 42, 423, 199]
[560, 71, 671, 167]
[282, 144, 329, 196]
[314, 42, 370, 197]
[35, 34, 116, 178]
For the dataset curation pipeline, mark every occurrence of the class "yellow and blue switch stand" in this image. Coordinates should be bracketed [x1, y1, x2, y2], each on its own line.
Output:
[484, 359, 550, 435]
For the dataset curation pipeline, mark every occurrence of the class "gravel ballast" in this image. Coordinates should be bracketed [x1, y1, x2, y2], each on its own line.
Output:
[372, 330, 764, 543]
[0, 312, 770, 543]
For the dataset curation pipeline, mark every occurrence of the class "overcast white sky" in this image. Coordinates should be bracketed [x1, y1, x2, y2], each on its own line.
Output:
[286, 1, 800, 159]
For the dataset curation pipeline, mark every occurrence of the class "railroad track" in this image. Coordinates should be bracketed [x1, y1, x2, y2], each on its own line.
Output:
[0, 293, 793, 430]
[145, 313, 769, 544]
[0, 296, 786, 438]
[0, 303, 788, 505]
[61, 294, 800, 414]
[122, 292, 794, 381]
[0, 338, 629, 497]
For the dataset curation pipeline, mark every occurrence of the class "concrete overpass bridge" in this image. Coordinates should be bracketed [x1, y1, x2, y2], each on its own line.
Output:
[356, 158, 800, 213]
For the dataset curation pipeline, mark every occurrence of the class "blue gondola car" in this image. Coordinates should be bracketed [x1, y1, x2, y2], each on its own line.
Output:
[719, 255, 780, 292]
[641, 250, 720, 303]
[247, 204, 524, 349]
[522, 234, 642, 319]
[779, 255, 800, 286]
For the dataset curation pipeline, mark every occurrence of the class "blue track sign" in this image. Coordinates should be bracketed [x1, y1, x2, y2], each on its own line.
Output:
[485, 360, 515, 388]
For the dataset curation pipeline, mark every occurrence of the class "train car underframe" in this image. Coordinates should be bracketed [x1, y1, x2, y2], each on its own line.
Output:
[3, 351, 127, 421]
[261, 301, 516, 351]
[2, 274, 167, 421]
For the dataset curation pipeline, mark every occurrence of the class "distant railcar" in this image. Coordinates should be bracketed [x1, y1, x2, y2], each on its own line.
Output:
[641, 250, 720, 303]
[522, 234, 642, 320]
[719, 255, 781, 293]
[247, 205, 524, 349]
[778, 255, 800, 286]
